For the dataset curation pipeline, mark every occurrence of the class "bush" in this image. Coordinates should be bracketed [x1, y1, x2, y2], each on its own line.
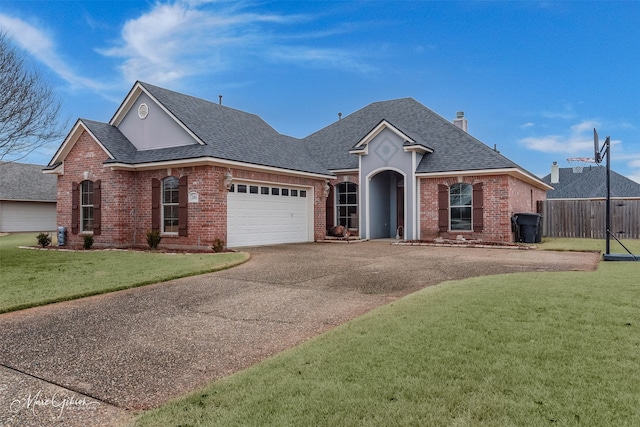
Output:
[146, 230, 162, 250]
[83, 235, 94, 250]
[36, 233, 51, 248]
[212, 238, 225, 253]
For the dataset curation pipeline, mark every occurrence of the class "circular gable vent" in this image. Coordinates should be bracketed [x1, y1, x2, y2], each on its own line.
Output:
[138, 103, 149, 119]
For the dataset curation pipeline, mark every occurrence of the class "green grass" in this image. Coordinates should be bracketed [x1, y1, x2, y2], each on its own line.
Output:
[136, 242, 640, 427]
[0, 233, 249, 313]
[538, 236, 640, 254]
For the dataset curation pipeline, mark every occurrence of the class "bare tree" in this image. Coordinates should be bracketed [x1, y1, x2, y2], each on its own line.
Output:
[0, 31, 67, 162]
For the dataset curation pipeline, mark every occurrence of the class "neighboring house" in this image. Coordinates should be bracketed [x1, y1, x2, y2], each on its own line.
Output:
[45, 81, 551, 248]
[0, 162, 57, 232]
[541, 162, 640, 199]
[539, 163, 640, 239]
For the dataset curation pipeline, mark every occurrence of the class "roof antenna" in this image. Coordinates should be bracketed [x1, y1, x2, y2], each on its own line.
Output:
[218, 95, 223, 105]
[338, 112, 342, 120]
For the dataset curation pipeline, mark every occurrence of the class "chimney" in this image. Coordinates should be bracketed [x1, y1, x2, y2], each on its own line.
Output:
[453, 111, 468, 132]
[551, 161, 559, 184]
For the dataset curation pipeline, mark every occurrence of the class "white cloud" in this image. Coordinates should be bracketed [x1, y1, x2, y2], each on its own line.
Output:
[521, 122, 535, 128]
[98, 1, 370, 84]
[628, 172, 640, 184]
[0, 14, 105, 91]
[519, 119, 602, 155]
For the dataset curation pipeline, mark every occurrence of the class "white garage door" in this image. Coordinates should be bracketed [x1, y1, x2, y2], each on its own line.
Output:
[0, 201, 57, 232]
[227, 182, 312, 247]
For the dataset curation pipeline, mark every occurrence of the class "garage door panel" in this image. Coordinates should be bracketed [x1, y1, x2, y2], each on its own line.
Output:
[227, 183, 311, 247]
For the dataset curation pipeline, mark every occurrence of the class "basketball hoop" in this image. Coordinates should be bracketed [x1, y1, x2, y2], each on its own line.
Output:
[567, 157, 596, 173]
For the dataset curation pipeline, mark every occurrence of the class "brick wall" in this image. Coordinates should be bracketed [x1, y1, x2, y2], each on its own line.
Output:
[57, 130, 327, 248]
[419, 174, 545, 242]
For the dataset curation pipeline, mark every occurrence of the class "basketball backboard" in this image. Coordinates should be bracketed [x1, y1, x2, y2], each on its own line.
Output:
[594, 128, 601, 164]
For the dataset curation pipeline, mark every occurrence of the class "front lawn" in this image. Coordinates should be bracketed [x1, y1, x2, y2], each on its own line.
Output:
[0, 233, 248, 313]
[538, 237, 640, 254]
[136, 242, 640, 426]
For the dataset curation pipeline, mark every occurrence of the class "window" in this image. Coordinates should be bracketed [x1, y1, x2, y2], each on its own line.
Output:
[450, 183, 472, 231]
[291, 189, 298, 197]
[162, 177, 179, 233]
[80, 180, 94, 232]
[271, 187, 279, 195]
[250, 185, 259, 194]
[300, 190, 307, 197]
[261, 186, 269, 195]
[336, 182, 358, 229]
[282, 188, 289, 196]
[237, 184, 247, 193]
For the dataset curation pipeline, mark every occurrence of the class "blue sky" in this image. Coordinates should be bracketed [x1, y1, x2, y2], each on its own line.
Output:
[2, 1, 639, 182]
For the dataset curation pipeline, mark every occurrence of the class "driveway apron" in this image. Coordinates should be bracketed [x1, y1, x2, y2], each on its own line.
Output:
[0, 241, 599, 426]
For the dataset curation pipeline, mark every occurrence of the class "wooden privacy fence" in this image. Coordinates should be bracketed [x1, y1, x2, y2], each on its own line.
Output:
[538, 199, 640, 239]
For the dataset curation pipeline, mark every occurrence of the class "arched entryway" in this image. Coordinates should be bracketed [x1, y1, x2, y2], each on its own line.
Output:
[368, 170, 405, 239]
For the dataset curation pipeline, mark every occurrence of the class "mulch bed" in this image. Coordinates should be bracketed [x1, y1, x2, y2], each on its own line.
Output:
[398, 238, 534, 249]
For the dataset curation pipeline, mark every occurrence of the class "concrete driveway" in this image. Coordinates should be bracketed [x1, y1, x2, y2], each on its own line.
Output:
[0, 241, 599, 426]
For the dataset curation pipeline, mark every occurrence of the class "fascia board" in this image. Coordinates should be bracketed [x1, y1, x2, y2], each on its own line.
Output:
[416, 168, 553, 191]
[0, 198, 56, 203]
[107, 157, 336, 180]
[329, 168, 359, 174]
[403, 145, 432, 154]
[349, 146, 368, 155]
[43, 163, 63, 175]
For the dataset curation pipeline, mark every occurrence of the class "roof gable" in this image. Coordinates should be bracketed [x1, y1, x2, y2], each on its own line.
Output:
[48, 119, 118, 167]
[117, 91, 202, 151]
[349, 119, 433, 155]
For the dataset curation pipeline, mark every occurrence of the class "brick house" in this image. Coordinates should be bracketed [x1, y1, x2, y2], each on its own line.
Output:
[45, 81, 550, 248]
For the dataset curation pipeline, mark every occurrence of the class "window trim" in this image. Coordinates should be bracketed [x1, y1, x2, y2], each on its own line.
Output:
[449, 182, 473, 231]
[80, 180, 94, 233]
[162, 176, 179, 234]
[335, 182, 358, 230]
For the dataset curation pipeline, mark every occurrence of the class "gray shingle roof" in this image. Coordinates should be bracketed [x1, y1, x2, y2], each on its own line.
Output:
[541, 166, 640, 198]
[301, 97, 525, 175]
[125, 82, 332, 176]
[81, 119, 138, 160]
[52, 83, 544, 182]
[0, 162, 57, 201]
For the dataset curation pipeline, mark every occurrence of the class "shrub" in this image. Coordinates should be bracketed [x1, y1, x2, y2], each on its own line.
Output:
[83, 235, 94, 250]
[36, 233, 51, 248]
[146, 230, 162, 250]
[212, 238, 225, 253]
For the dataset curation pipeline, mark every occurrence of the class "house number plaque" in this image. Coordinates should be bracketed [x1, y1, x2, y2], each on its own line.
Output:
[188, 191, 199, 203]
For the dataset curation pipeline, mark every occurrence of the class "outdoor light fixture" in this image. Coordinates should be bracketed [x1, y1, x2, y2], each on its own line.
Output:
[224, 170, 233, 190]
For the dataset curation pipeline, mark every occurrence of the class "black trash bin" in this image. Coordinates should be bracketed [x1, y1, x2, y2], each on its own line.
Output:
[513, 213, 542, 243]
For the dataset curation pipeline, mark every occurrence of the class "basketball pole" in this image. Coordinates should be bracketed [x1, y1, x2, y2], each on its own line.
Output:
[604, 136, 611, 256]
[594, 129, 611, 256]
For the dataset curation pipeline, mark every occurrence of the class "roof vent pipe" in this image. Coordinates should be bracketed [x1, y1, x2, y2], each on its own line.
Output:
[338, 112, 342, 120]
[551, 161, 559, 184]
[218, 95, 222, 105]
[453, 111, 468, 132]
